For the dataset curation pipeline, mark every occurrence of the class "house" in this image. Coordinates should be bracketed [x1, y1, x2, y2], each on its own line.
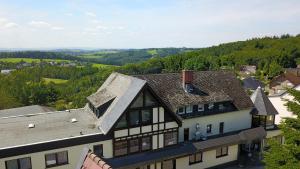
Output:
[242, 77, 264, 91]
[268, 86, 299, 125]
[250, 87, 282, 144]
[269, 70, 300, 95]
[240, 65, 256, 75]
[0, 70, 266, 169]
[0, 105, 55, 118]
[0, 69, 15, 75]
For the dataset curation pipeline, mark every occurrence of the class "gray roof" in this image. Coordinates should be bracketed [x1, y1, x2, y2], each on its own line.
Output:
[242, 77, 264, 90]
[135, 71, 253, 112]
[0, 105, 55, 118]
[0, 106, 100, 149]
[95, 72, 147, 134]
[87, 89, 116, 108]
[193, 127, 266, 151]
[251, 87, 279, 116]
[107, 142, 197, 169]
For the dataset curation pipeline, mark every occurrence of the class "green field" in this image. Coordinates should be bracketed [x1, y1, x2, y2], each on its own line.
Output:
[43, 78, 68, 84]
[92, 63, 115, 68]
[0, 58, 70, 63]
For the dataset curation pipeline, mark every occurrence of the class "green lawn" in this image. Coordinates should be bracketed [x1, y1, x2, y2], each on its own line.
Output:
[43, 78, 68, 84]
[0, 58, 70, 63]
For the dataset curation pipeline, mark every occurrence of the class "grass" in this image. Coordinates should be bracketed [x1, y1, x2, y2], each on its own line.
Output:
[92, 63, 115, 68]
[43, 78, 68, 84]
[0, 58, 70, 63]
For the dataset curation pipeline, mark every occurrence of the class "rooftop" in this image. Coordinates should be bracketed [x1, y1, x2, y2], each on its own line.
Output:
[0, 105, 100, 150]
[135, 71, 253, 112]
[251, 87, 278, 116]
[0, 105, 55, 118]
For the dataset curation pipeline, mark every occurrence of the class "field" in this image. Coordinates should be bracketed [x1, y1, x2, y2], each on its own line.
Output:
[92, 63, 116, 68]
[0, 58, 70, 63]
[43, 78, 68, 84]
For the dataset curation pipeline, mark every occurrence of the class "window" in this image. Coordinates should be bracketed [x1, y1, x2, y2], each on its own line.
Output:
[138, 165, 150, 169]
[177, 107, 184, 114]
[266, 115, 274, 126]
[207, 124, 212, 133]
[164, 131, 178, 146]
[186, 105, 193, 113]
[130, 110, 140, 126]
[141, 109, 152, 125]
[162, 159, 176, 169]
[141, 137, 151, 151]
[131, 93, 143, 108]
[216, 146, 228, 158]
[198, 104, 204, 111]
[114, 140, 128, 156]
[45, 151, 68, 168]
[208, 103, 214, 109]
[6, 157, 32, 169]
[189, 152, 202, 165]
[129, 138, 140, 153]
[145, 90, 156, 106]
[184, 128, 189, 141]
[219, 104, 225, 110]
[219, 122, 224, 134]
[93, 144, 103, 157]
[116, 114, 127, 128]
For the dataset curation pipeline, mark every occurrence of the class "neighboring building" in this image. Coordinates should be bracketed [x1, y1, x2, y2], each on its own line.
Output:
[242, 77, 264, 91]
[250, 87, 282, 144]
[269, 70, 300, 95]
[0, 71, 266, 169]
[240, 65, 256, 76]
[0, 69, 15, 74]
[268, 85, 300, 125]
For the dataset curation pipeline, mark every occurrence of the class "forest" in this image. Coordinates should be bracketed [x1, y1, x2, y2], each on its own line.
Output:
[1, 34, 300, 110]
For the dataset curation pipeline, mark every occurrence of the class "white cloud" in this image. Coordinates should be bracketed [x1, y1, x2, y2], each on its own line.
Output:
[0, 18, 18, 29]
[51, 26, 64, 30]
[29, 21, 51, 27]
[4, 22, 18, 28]
[85, 12, 96, 17]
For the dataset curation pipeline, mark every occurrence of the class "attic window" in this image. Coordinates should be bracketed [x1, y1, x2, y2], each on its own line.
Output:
[28, 123, 35, 128]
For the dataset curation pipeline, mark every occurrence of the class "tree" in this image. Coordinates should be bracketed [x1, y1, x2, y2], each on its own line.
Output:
[264, 89, 300, 168]
[268, 61, 283, 78]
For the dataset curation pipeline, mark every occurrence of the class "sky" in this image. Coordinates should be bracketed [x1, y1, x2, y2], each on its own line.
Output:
[0, 0, 299, 49]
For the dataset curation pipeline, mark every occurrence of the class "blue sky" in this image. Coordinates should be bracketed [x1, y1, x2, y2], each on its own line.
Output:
[0, 0, 299, 49]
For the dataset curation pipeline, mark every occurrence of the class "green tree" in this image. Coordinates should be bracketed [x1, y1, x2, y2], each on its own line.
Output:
[264, 89, 300, 168]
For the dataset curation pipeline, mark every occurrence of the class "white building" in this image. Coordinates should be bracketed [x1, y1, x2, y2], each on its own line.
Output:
[0, 71, 266, 169]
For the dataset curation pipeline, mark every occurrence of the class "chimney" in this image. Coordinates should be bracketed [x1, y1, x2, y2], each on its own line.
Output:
[182, 70, 193, 85]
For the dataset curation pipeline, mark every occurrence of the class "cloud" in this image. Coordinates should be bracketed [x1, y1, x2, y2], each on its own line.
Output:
[28, 21, 64, 31]
[29, 21, 51, 27]
[51, 26, 64, 30]
[85, 12, 96, 17]
[0, 18, 18, 29]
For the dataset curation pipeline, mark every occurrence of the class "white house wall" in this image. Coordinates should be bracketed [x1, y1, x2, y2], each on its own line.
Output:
[0, 139, 113, 169]
[179, 109, 252, 142]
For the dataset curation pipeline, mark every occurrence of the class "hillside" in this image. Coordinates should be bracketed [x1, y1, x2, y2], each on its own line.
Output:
[77, 48, 195, 65]
[1, 34, 300, 110]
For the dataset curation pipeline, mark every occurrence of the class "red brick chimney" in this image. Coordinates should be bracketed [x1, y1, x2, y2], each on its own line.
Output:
[182, 70, 193, 85]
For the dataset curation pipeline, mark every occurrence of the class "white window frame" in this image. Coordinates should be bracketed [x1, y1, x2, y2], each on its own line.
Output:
[198, 104, 204, 111]
[186, 105, 193, 113]
[208, 103, 214, 110]
[177, 107, 185, 114]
